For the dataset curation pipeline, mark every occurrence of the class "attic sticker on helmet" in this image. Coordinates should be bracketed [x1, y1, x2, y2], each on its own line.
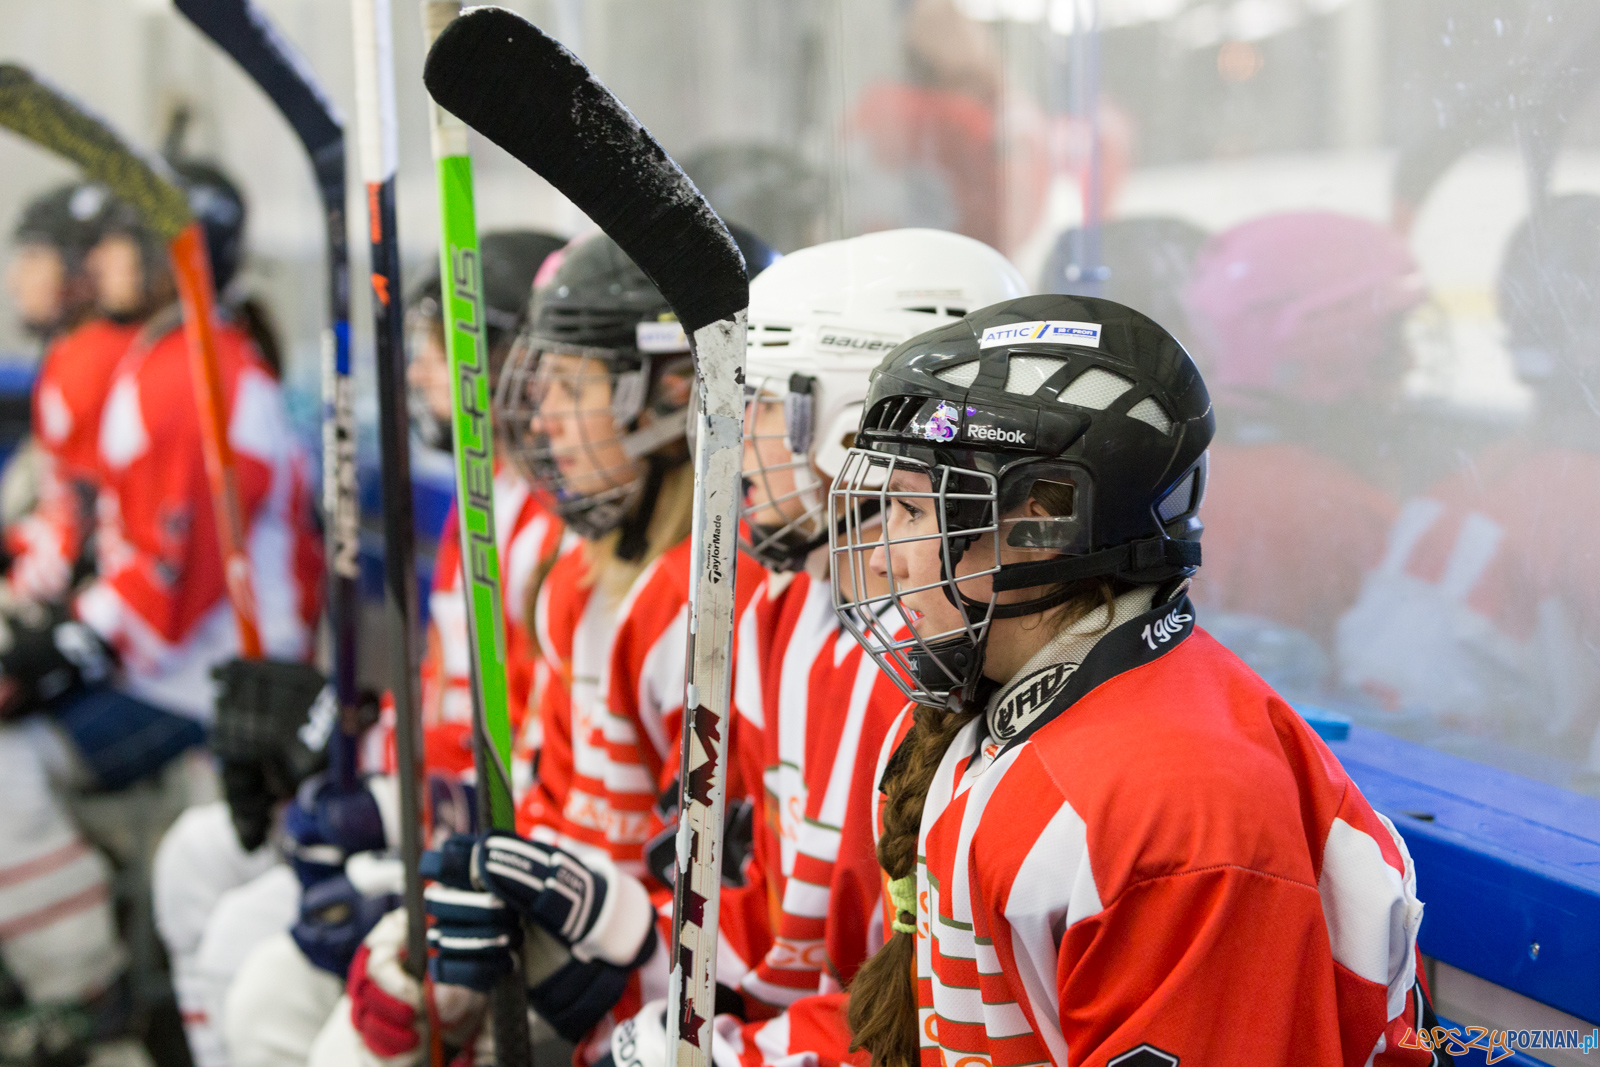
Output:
[980, 320, 1102, 350]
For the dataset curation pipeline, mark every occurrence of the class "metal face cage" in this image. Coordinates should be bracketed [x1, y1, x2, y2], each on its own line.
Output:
[493, 332, 649, 539]
[828, 447, 1002, 710]
[740, 371, 827, 570]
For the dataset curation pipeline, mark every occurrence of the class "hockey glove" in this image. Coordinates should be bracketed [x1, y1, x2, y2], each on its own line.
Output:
[285, 774, 394, 888]
[609, 1000, 669, 1067]
[0, 602, 114, 719]
[471, 831, 656, 967]
[527, 943, 657, 1046]
[292, 871, 401, 978]
[348, 908, 488, 1060]
[421, 840, 523, 993]
[211, 658, 382, 851]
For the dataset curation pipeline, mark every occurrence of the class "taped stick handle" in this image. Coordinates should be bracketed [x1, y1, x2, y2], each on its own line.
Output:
[170, 222, 263, 659]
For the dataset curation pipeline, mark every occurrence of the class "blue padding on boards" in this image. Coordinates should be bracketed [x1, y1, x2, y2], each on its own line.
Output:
[1328, 726, 1600, 1024]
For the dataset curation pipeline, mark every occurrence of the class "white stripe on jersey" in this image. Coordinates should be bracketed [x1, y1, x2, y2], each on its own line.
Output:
[734, 584, 768, 729]
[1320, 812, 1425, 1020]
[1003, 802, 1098, 1063]
[633, 604, 687, 765]
[810, 639, 883, 839]
[773, 582, 835, 875]
[779, 877, 830, 920]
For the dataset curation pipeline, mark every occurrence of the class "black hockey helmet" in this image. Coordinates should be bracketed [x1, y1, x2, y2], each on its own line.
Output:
[172, 161, 247, 292]
[495, 231, 693, 551]
[12, 181, 119, 269]
[830, 293, 1213, 709]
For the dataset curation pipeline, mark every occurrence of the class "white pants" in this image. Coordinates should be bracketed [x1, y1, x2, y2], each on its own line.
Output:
[224, 932, 344, 1067]
[0, 717, 123, 1003]
[152, 802, 286, 1067]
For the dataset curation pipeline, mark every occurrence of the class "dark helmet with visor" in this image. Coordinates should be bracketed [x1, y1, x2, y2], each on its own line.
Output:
[494, 231, 693, 553]
[830, 293, 1213, 710]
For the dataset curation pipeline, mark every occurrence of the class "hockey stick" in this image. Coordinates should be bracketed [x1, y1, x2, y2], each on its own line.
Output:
[419, 6, 532, 1066]
[350, 0, 429, 991]
[0, 63, 264, 657]
[172, 0, 364, 787]
[423, 12, 748, 1067]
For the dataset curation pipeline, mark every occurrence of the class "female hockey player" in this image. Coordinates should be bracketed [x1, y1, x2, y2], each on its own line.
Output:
[165, 230, 568, 1067]
[723, 229, 1025, 1028]
[827, 293, 1443, 1066]
[578, 230, 1029, 1067]
[0, 160, 322, 1067]
[4, 183, 135, 603]
[320, 231, 769, 1067]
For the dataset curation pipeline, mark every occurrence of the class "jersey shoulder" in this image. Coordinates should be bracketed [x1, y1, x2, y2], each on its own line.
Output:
[1011, 629, 1341, 895]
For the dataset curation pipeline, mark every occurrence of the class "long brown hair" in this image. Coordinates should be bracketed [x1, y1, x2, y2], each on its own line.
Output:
[847, 576, 1116, 1067]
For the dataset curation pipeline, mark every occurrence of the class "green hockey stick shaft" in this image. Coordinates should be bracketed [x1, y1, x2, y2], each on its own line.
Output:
[420, 5, 531, 1067]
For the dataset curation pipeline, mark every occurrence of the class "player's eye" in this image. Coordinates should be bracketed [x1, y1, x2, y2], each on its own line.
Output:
[894, 497, 923, 522]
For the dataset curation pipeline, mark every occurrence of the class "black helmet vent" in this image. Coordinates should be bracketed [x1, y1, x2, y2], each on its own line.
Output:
[1058, 367, 1135, 409]
[864, 395, 924, 435]
[934, 361, 980, 388]
[1127, 396, 1174, 434]
[1157, 466, 1200, 522]
[1004, 355, 1068, 395]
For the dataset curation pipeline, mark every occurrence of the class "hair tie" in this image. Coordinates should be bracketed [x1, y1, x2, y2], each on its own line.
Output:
[888, 874, 918, 936]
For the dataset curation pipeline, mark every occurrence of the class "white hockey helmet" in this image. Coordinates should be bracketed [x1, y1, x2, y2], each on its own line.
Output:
[742, 228, 1028, 570]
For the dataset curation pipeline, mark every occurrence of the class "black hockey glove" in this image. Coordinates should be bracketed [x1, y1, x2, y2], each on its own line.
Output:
[210, 658, 380, 851]
[0, 602, 115, 719]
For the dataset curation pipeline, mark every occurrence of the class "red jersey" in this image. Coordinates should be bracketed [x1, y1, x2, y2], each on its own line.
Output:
[726, 570, 906, 1014]
[420, 469, 569, 779]
[878, 592, 1431, 1067]
[1337, 439, 1600, 748]
[6, 319, 138, 601]
[73, 319, 323, 720]
[516, 535, 762, 1060]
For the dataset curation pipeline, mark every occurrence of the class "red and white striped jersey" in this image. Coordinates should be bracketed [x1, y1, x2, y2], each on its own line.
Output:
[420, 468, 569, 780]
[515, 535, 763, 1058]
[518, 536, 762, 870]
[74, 319, 323, 720]
[726, 569, 905, 1015]
[878, 593, 1433, 1067]
[5, 319, 138, 601]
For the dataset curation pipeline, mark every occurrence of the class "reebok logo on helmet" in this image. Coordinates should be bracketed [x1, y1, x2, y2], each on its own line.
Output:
[966, 422, 1031, 446]
[980, 319, 1102, 349]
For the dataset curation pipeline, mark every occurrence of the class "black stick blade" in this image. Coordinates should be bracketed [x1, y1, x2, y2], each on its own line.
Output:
[0, 65, 191, 240]
[173, 0, 345, 189]
[173, 0, 343, 157]
[423, 6, 746, 333]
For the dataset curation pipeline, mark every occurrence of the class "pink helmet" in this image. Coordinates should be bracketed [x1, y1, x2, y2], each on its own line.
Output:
[1182, 212, 1425, 404]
